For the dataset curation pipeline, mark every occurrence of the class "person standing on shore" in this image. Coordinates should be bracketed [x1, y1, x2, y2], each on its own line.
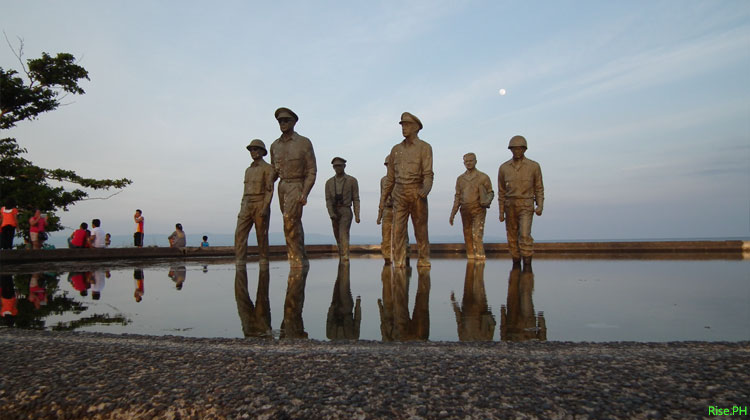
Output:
[133, 210, 144, 248]
[379, 112, 433, 268]
[450, 153, 494, 260]
[234, 139, 275, 263]
[270, 107, 317, 267]
[498, 135, 544, 267]
[28, 210, 47, 250]
[324, 157, 360, 261]
[1, 202, 19, 249]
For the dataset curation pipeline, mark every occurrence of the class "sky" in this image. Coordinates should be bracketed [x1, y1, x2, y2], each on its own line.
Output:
[2, 0, 749, 244]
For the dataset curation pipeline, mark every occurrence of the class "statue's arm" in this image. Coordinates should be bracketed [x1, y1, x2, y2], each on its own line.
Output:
[379, 150, 395, 210]
[420, 143, 434, 197]
[534, 164, 544, 214]
[303, 140, 317, 199]
[352, 177, 361, 221]
[449, 178, 460, 224]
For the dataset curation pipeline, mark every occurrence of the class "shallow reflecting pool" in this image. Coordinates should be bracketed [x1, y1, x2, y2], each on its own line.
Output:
[2, 256, 748, 342]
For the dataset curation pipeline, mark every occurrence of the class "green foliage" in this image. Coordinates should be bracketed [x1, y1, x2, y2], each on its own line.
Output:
[0, 44, 131, 235]
[0, 52, 89, 129]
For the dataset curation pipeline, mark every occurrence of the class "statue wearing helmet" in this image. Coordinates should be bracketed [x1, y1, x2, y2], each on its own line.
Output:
[235, 138, 276, 263]
[498, 135, 544, 267]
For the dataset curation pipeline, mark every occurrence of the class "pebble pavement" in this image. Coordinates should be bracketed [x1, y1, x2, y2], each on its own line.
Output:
[0, 329, 747, 419]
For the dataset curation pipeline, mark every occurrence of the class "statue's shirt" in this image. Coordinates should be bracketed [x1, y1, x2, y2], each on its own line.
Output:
[389, 138, 434, 188]
[497, 157, 544, 206]
[270, 132, 317, 191]
[242, 159, 275, 199]
[454, 169, 494, 206]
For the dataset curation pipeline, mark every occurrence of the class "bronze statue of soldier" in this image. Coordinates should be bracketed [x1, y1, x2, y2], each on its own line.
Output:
[377, 155, 410, 264]
[234, 139, 275, 263]
[379, 112, 434, 268]
[449, 152, 494, 260]
[270, 107, 317, 267]
[498, 135, 544, 267]
[324, 157, 360, 260]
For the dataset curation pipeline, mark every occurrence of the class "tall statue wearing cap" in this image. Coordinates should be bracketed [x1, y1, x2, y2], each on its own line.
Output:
[235, 139, 276, 263]
[378, 112, 434, 268]
[270, 107, 317, 267]
[498, 135, 544, 268]
[325, 157, 360, 260]
[377, 155, 410, 263]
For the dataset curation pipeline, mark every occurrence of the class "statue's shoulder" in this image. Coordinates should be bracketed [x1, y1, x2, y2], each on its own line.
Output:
[417, 138, 432, 150]
[524, 157, 541, 168]
[476, 169, 491, 180]
[499, 158, 514, 169]
[294, 133, 312, 144]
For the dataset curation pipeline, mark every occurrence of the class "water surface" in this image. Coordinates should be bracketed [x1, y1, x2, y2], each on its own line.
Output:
[2, 256, 747, 342]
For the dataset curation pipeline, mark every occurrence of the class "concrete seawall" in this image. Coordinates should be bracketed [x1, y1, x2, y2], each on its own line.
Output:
[1, 240, 747, 264]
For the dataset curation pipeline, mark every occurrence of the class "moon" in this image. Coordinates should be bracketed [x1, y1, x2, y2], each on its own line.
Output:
[498, 88, 506, 96]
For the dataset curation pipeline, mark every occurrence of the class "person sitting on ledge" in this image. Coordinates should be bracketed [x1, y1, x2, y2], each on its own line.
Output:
[68, 223, 90, 248]
[168, 223, 186, 248]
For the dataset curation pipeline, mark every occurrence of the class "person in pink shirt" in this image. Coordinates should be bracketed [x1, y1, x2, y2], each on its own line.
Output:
[28, 209, 47, 250]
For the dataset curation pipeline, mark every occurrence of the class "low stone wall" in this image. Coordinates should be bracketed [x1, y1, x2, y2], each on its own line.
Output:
[0, 240, 746, 264]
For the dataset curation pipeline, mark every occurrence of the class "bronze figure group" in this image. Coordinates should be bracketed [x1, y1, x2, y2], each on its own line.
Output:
[234, 108, 545, 268]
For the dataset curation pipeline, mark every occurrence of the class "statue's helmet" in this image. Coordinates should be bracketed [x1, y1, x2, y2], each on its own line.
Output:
[246, 139, 267, 156]
[508, 135, 527, 149]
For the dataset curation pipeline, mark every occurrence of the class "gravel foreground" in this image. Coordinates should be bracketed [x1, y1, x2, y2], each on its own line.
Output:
[0, 330, 747, 419]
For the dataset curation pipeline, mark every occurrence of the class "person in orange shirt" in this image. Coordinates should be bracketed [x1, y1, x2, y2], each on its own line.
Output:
[133, 209, 144, 248]
[1, 201, 19, 249]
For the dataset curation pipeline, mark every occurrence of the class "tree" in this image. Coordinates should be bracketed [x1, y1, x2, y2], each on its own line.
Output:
[0, 38, 132, 238]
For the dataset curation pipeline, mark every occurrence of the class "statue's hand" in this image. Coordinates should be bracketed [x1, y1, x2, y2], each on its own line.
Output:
[499, 212, 505, 222]
[535, 207, 543, 216]
[376, 209, 383, 225]
[449, 215, 454, 226]
[355, 216, 360, 224]
[418, 189, 428, 199]
[299, 195, 308, 206]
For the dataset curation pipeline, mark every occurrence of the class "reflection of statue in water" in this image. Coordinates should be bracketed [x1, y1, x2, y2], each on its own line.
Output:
[280, 265, 310, 339]
[234, 139, 275, 263]
[377, 263, 395, 341]
[168, 265, 186, 290]
[326, 262, 361, 340]
[234, 263, 272, 339]
[270, 107, 317, 267]
[379, 112, 433, 268]
[450, 262, 496, 341]
[377, 155, 410, 264]
[500, 264, 546, 341]
[390, 265, 431, 341]
[324, 157, 360, 261]
[498, 135, 544, 267]
[449, 153, 494, 260]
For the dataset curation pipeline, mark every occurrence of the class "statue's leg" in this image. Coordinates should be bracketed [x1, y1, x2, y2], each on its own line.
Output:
[390, 186, 409, 267]
[474, 207, 487, 259]
[234, 200, 254, 262]
[460, 207, 474, 259]
[381, 207, 393, 261]
[340, 207, 353, 260]
[505, 200, 521, 261]
[518, 201, 534, 258]
[412, 189, 430, 267]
